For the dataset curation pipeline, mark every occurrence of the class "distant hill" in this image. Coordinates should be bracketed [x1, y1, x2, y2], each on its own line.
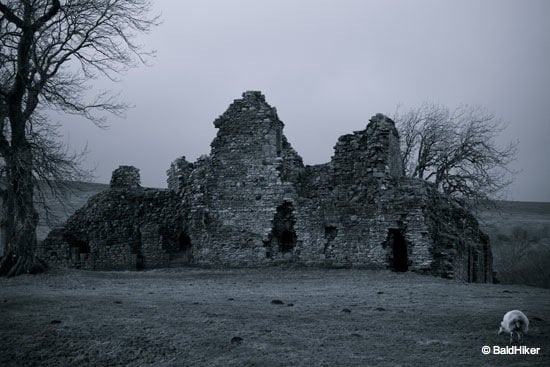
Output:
[477, 200, 550, 237]
[477, 200, 550, 288]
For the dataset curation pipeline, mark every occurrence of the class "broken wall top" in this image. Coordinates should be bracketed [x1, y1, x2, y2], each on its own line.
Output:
[212, 91, 282, 131]
[168, 91, 402, 194]
[110, 165, 141, 190]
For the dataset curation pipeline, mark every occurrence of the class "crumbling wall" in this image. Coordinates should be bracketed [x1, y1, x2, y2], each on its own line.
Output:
[38, 166, 184, 270]
[110, 165, 141, 189]
[332, 113, 402, 186]
[179, 91, 304, 266]
[293, 113, 424, 269]
[422, 186, 493, 282]
[41, 91, 493, 282]
[365, 114, 404, 178]
[166, 156, 194, 193]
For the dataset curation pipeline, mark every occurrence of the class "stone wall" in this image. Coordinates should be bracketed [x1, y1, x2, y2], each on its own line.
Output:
[422, 187, 493, 282]
[179, 91, 302, 266]
[38, 168, 185, 270]
[40, 91, 493, 282]
[166, 156, 194, 193]
[110, 165, 141, 189]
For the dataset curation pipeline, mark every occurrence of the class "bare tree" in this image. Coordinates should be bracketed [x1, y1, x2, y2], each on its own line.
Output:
[393, 103, 518, 207]
[0, 0, 159, 276]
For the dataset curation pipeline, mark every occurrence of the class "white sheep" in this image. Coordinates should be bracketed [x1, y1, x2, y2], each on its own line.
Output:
[498, 310, 529, 344]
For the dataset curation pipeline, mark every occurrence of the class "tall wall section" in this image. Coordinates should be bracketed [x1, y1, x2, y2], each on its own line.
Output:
[171, 91, 305, 265]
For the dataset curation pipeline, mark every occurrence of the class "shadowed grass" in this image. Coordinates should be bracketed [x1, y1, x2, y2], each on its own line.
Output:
[1, 268, 549, 366]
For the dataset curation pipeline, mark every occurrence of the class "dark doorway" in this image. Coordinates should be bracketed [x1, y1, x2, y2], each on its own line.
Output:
[64, 236, 90, 268]
[176, 232, 193, 264]
[179, 232, 192, 252]
[136, 253, 145, 270]
[279, 230, 295, 252]
[388, 229, 408, 272]
[160, 228, 194, 266]
[323, 225, 338, 257]
[324, 225, 338, 241]
[266, 202, 297, 256]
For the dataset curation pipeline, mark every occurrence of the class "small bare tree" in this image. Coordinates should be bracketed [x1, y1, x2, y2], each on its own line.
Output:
[0, 0, 159, 276]
[393, 103, 518, 207]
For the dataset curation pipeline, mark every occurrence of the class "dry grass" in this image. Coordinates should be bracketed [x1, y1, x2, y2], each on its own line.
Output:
[1, 267, 549, 366]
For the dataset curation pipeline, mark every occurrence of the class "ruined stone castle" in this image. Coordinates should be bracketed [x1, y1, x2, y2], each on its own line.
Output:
[38, 91, 493, 282]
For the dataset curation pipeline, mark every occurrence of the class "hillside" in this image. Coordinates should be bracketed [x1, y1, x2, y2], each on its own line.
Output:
[477, 201, 550, 235]
[477, 201, 550, 288]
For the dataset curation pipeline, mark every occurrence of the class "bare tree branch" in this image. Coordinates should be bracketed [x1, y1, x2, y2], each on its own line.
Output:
[0, 0, 159, 276]
[393, 103, 518, 208]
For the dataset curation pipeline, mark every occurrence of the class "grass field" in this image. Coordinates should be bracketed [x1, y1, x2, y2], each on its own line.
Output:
[1, 267, 549, 366]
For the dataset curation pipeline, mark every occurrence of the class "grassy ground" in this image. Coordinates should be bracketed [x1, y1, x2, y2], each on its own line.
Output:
[1, 267, 549, 366]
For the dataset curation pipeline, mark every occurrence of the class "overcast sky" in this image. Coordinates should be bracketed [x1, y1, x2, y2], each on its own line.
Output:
[59, 0, 550, 202]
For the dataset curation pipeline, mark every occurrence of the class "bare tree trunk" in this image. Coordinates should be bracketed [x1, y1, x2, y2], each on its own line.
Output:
[0, 136, 46, 276]
[0, 0, 158, 276]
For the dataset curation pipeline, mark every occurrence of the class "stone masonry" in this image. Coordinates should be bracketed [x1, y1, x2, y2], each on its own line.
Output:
[38, 166, 185, 270]
[39, 91, 493, 282]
